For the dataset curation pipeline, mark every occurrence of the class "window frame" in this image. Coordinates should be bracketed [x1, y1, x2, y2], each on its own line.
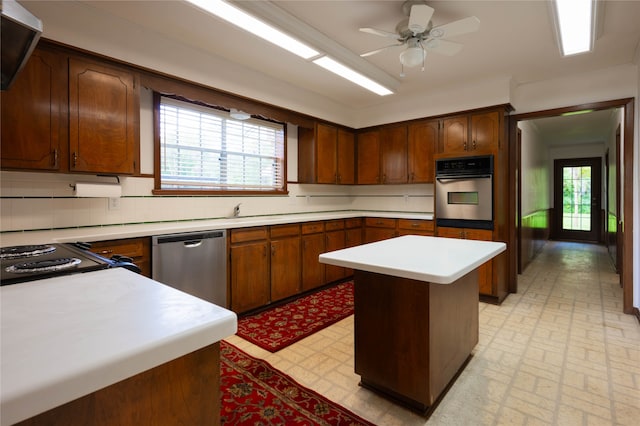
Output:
[152, 92, 287, 195]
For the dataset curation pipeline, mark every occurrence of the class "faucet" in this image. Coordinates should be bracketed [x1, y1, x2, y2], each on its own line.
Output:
[233, 203, 242, 217]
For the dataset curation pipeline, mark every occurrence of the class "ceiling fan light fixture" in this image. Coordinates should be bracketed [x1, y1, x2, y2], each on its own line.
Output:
[400, 45, 425, 68]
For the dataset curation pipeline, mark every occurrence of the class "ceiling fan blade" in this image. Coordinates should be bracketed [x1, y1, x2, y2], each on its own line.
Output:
[359, 27, 400, 39]
[360, 43, 404, 57]
[423, 39, 463, 56]
[429, 16, 480, 39]
[408, 4, 434, 34]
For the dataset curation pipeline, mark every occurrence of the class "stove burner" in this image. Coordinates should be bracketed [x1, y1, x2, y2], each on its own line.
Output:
[5, 258, 82, 274]
[0, 245, 56, 260]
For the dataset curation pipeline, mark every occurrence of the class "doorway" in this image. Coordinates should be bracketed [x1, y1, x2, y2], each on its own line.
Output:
[553, 157, 602, 242]
[509, 98, 635, 315]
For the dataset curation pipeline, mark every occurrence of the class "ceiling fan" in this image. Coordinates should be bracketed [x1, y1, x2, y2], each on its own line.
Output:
[360, 1, 480, 76]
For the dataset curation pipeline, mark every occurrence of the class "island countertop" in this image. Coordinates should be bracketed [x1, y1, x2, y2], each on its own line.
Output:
[319, 235, 506, 284]
[0, 268, 237, 426]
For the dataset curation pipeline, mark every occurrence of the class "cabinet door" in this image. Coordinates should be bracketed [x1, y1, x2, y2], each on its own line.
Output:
[357, 130, 380, 184]
[337, 129, 355, 184]
[462, 229, 494, 295]
[364, 227, 397, 243]
[325, 230, 346, 282]
[470, 111, 500, 152]
[301, 233, 325, 291]
[230, 242, 269, 313]
[408, 121, 437, 183]
[316, 123, 338, 184]
[344, 227, 363, 276]
[380, 126, 407, 184]
[69, 58, 137, 174]
[271, 237, 301, 302]
[1, 47, 66, 171]
[441, 116, 468, 154]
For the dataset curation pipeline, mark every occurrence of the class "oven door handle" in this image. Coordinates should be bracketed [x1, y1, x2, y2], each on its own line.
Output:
[436, 174, 492, 182]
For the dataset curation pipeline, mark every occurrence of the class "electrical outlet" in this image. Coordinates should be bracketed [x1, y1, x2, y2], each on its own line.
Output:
[108, 197, 121, 211]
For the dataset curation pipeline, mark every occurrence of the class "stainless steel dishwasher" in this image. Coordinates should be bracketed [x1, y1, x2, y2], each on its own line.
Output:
[152, 230, 227, 307]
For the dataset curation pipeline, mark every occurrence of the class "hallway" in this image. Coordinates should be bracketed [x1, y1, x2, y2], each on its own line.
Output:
[227, 241, 640, 425]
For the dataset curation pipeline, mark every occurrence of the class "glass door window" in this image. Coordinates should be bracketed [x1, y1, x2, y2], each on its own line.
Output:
[562, 166, 592, 231]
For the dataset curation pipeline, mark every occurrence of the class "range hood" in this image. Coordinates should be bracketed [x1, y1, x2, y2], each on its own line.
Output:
[1, 0, 42, 90]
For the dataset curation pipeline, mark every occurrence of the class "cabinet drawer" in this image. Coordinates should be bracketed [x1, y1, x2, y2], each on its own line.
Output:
[230, 227, 268, 244]
[398, 219, 434, 232]
[325, 219, 345, 231]
[270, 223, 300, 238]
[345, 218, 363, 229]
[90, 238, 147, 258]
[365, 217, 396, 228]
[301, 221, 325, 234]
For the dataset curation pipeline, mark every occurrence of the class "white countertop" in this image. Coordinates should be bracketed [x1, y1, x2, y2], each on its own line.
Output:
[0, 268, 237, 426]
[319, 235, 506, 284]
[0, 211, 433, 246]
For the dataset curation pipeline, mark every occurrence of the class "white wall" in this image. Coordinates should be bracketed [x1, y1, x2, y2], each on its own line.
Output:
[518, 121, 549, 216]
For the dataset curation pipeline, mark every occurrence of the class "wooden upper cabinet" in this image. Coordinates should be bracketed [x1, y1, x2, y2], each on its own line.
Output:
[336, 129, 355, 184]
[471, 111, 501, 152]
[439, 110, 501, 154]
[408, 120, 437, 183]
[298, 123, 355, 184]
[440, 115, 468, 154]
[380, 125, 407, 184]
[69, 58, 138, 174]
[1, 47, 67, 171]
[357, 129, 381, 184]
[316, 123, 338, 183]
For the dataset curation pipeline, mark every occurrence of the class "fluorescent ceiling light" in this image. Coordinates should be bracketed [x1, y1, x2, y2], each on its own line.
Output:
[553, 0, 595, 56]
[185, 0, 319, 59]
[313, 56, 394, 96]
[561, 109, 594, 116]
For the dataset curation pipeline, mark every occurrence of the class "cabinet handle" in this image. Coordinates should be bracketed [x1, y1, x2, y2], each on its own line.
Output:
[72, 152, 78, 168]
[271, 245, 275, 256]
[382, 174, 387, 183]
[463, 141, 467, 151]
[98, 249, 114, 255]
[411, 223, 419, 227]
[52, 149, 58, 167]
[473, 140, 477, 150]
[336, 173, 340, 183]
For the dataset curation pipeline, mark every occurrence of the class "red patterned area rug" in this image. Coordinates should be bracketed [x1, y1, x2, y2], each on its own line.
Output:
[237, 281, 354, 352]
[220, 341, 373, 426]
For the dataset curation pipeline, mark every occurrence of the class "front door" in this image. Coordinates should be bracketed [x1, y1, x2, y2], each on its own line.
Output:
[554, 157, 602, 242]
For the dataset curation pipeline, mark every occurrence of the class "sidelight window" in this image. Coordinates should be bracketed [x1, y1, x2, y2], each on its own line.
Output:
[156, 95, 285, 193]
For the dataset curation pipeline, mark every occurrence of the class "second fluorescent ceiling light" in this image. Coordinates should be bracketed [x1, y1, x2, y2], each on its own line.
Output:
[185, 0, 394, 96]
[553, 0, 596, 56]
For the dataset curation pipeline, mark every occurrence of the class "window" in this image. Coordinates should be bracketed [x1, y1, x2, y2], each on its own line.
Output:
[156, 95, 286, 193]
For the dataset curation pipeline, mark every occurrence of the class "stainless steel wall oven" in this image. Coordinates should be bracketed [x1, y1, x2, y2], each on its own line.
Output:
[435, 155, 494, 230]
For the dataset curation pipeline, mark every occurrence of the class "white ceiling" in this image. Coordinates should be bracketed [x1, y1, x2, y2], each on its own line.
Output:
[22, 0, 640, 144]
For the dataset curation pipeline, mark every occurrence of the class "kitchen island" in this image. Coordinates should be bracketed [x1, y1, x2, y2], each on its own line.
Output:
[319, 235, 506, 412]
[0, 268, 237, 426]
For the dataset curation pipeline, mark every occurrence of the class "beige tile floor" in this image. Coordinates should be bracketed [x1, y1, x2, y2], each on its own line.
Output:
[226, 241, 640, 425]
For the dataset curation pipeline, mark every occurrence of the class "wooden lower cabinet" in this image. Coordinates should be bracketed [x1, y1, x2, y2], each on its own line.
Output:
[270, 225, 301, 302]
[88, 237, 151, 277]
[17, 343, 221, 426]
[301, 222, 326, 292]
[364, 217, 397, 243]
[325, 220, 347, 283]
[397, 219, 435, 237]
[229, 228, 269, 313]
[436, 227, 493, 295]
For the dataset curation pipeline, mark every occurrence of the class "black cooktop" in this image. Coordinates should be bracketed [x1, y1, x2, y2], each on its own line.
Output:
[0, 243, 114, 286]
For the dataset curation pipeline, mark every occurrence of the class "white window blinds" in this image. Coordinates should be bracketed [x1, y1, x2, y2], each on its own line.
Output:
[159, 96, 285, 192]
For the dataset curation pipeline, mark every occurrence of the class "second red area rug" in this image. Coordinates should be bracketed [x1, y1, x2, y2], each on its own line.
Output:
[236, 281, 354, 352]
